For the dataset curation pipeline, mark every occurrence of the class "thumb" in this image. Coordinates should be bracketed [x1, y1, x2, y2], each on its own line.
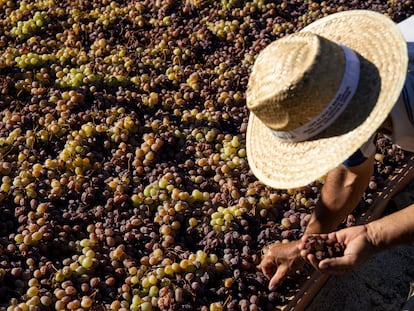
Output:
[319, 256, 351, 271]
[268, 264, 289, 291]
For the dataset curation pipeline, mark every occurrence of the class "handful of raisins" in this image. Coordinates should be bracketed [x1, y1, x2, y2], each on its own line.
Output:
[303, 234, 345, 261]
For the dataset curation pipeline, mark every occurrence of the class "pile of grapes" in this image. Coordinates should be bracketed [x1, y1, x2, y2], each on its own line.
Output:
[303, 234, 345, 262]
[0, 1, 413, 310]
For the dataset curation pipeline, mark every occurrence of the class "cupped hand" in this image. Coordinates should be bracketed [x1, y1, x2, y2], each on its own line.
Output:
[258, 240, 304, 291]
[299, 225, 377, 275]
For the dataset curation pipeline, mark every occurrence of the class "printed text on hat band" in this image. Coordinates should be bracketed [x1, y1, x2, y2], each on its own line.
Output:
[272, 44, 360, 142]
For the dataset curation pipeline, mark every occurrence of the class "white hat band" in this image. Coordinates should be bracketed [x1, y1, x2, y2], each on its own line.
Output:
[272, 45, 361, 142]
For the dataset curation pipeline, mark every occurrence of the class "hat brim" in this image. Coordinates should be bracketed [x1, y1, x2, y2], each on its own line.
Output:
[246, 10, 408, 189]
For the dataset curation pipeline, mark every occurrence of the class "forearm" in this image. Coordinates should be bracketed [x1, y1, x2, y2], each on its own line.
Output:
[306, 154, 374, 234]
[366, 203, 414, 251]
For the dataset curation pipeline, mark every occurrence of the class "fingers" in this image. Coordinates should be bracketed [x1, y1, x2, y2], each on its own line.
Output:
[300, 250, 352, 275]
[268, 264, 289, 291]
[299, 242, 318, 269]
[258, 241, 304, 290]
[318, 256, 353, 274]
[308, 254, 320, 270]
[299, 248, 308, 258]
[298, 233, 309, 247]
[258, 257, 276, 280]
[297, 239, 306, 252]
[258, 257, 289, 291]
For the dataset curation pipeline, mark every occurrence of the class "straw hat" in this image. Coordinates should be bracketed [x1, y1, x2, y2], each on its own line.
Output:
[246, 10, 408, 189]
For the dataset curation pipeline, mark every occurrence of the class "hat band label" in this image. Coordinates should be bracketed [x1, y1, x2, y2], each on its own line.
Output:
[272, 45, 360, 142]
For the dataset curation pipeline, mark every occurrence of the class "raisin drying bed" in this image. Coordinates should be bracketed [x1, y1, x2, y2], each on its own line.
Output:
[279, 152, 414, 311]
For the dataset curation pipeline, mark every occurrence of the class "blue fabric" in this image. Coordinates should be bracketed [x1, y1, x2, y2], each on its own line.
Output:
[342, 148, 369, 167]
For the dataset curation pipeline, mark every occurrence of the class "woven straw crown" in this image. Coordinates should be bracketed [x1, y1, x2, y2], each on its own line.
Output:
[246, 10, 408, 189]
[247, 32, 346, 132]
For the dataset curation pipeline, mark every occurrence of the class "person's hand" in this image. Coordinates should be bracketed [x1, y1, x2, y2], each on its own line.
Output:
[299, 225, 376, 275]
[258, 240, 304, 290]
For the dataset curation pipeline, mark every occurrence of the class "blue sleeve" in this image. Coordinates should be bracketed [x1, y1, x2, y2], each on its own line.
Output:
[342, 135, 376, 167]
[342, 149, 369, 167]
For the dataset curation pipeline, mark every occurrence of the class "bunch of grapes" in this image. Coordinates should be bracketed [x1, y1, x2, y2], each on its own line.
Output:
[303, 234, 345, 261]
